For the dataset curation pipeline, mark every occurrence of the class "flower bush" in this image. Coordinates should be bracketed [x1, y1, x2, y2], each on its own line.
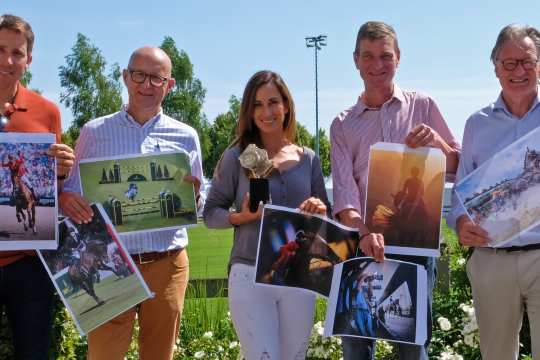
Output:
[0, 224, 534, 358]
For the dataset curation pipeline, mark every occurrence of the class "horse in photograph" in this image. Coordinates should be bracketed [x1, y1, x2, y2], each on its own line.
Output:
[12, 175, 37, 233]
[2, 152, 38, 233]
[67, 239, 119, 305]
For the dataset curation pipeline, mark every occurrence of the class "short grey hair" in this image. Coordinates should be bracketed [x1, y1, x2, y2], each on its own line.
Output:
[354, 21, 399, 54]
[491, 24, 540, 63]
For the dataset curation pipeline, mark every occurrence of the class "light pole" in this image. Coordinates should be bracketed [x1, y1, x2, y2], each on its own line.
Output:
[305, 35, 327, 157]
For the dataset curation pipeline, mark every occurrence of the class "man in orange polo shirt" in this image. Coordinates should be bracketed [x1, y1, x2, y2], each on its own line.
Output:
[0, 14, 74, 359]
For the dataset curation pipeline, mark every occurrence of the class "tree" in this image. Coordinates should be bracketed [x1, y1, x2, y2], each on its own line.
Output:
[205, 96, 239, 176]
[159, 37, 210, 169]
[295, 123, 314, 148]
[59, 33, 122, 146]
[312, 129, 331, 177]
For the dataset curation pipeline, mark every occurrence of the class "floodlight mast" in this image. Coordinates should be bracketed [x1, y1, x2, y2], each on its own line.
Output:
[305, 35, 327, 156]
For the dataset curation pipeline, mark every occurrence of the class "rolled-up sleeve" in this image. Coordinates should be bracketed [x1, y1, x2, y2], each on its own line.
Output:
[330, 118, 362, 218]
[203, 148, 239, 229]
[426, 96, 461, 181]
[447, 116, 475, 230]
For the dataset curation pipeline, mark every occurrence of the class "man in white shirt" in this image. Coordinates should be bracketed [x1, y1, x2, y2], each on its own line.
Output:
[60, 46, 203, 360]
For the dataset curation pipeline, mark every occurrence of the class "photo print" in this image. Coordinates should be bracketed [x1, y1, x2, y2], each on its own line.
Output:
[454, 126, 540, 247]
[365, 142, 446, 257]
[0, 133, 57, 250]
[324, 258, 427, 345]
[255, 205, 359, 297]
[78, 151, 197, 235]
[38, 204, 152, 335]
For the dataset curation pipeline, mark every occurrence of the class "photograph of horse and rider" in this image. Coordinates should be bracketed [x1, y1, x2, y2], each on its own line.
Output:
[38, 204, 151, 335]
[325, 258, 427, 345]
[0, 133, 56, 250]
[455, 126, 540, 247]
[365, 143, 446, 257]
[255, 205, 359, 297]
[78, 151, 197, 235]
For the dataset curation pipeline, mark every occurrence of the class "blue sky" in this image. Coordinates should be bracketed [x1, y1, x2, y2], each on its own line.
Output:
[4, 0, 540, 141]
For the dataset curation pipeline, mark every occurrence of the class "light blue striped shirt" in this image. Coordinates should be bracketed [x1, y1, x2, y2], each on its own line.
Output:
[63, 108, 204, 254]
[448, 93, 540, 247]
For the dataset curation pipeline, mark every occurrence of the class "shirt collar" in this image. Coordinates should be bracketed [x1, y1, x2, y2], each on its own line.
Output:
[493, 92, 540, 117]
[355, 84, 404, 114]
[120, 105, 163, 129]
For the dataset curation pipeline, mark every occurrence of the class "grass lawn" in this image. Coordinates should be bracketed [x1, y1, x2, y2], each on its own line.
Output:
[187, 221, 233, 279]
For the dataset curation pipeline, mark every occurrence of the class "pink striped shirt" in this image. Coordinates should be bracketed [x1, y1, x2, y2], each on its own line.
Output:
[330, 85, 460, 219]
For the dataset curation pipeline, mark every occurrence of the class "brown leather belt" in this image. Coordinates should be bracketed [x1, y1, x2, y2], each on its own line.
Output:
[131, 249, 181, 264]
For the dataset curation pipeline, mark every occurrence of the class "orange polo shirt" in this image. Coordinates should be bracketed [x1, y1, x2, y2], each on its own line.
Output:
[0, 84, 62, 267]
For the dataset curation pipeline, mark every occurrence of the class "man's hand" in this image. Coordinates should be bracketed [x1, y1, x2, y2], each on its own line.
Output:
[359, 233, 385, 262]
[456, 215, 489, 247]
[59, 192, 93, 224]
[48, 144, 75, 178]
[405, 124, 441, 148]
[183, 175, 201, 197]
[337, 208, 385, 262]
[299, 197, 327, 215]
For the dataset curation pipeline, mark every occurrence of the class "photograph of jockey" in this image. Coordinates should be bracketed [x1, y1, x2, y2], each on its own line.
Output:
[38, 204, 152, 335]
[0, 133, 56, 249]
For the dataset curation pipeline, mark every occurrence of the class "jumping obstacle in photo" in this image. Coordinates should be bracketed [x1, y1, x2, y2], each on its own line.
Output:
[105, 192, 190, 226]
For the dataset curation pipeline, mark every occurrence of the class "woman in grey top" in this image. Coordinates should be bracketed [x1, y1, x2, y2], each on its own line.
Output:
[203, 70, 329, 360]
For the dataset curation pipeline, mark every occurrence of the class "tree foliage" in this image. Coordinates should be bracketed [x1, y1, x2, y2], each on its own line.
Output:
[205, 96, 239, 176]
[59, 33, 122, 146]
[159, 36, 210, 169]
[313, 128, 331, 177]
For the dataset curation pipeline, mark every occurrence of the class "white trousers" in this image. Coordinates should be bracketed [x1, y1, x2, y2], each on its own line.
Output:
[228, 263, 316, 360]
[467, 247, 540, 360]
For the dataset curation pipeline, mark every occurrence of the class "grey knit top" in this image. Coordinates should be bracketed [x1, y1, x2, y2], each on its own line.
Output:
[203, 145, 329, 267]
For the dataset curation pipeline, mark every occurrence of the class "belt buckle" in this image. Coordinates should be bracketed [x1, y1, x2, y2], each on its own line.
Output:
[137, 253, 155, 265]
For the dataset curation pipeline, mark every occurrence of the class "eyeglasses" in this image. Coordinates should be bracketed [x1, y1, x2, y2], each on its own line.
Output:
[497, 58, 539, 71]
[127, 69, 169, 87]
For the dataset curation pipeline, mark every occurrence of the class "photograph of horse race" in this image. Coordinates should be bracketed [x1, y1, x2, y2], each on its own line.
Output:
[0, 133, 57, 250]
[324, 258, 427, 345]
[78, 151, 197, 234]
[255, 205, 359, 297]
[365, 143, 446, 257]
[455, 126, 540, 247]
[38, 204, 152, 335]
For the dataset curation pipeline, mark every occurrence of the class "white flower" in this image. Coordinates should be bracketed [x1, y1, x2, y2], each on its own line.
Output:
[194, 350, 206, 359]
[456, 258, 466, 266]
[217, 345, 224, 352]
[437, 316, 452, 331]
[464, 333, 475, 347]
[229, 341, 239, 349]
[203, 331, 213, 338]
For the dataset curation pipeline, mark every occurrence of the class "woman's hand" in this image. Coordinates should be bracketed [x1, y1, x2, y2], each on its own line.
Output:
[229, 192, 263, 226]
[299, 197, 327, 215]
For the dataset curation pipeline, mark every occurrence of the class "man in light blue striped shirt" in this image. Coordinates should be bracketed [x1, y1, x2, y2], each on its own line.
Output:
[60, 46, 204, 360]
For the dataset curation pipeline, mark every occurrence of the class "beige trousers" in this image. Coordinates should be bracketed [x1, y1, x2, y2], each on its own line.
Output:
[467, 247, 540, 360]
[87, 249, 189, 360]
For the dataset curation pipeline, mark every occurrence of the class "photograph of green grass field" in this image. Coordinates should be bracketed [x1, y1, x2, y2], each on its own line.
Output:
[79, 152, 197, 234]
[57, 272, 148, 333]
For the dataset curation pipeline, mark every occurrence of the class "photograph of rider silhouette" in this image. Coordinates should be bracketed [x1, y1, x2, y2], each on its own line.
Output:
[0, 133, 56, 249]
[324, 258, 427, 345]
[365, 143, 446, 257]
[255, 205, 359, 297]
[38, 204, 152, 335]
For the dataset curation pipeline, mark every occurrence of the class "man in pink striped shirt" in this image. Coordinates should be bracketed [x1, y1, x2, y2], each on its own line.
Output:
[330, 21, 460, 359]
